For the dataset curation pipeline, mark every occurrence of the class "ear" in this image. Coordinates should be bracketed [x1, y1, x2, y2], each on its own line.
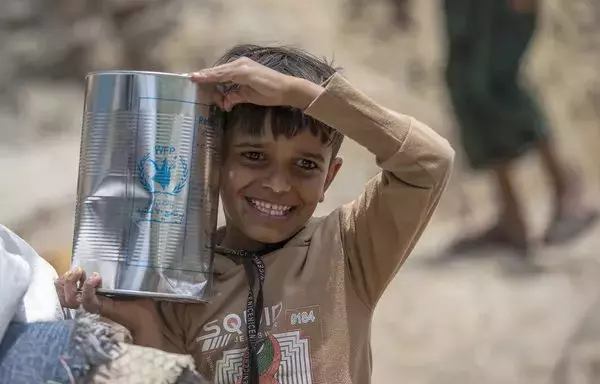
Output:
[321, 157, 343, 201]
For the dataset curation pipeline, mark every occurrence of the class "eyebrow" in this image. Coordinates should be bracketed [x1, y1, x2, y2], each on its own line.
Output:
[233, 142, 264, 149]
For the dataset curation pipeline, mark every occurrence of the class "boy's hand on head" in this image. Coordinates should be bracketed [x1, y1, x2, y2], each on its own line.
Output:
[190, 57, 325, 111]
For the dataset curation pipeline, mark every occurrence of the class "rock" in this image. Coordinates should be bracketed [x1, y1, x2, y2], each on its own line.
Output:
[0, 0, 180, 147]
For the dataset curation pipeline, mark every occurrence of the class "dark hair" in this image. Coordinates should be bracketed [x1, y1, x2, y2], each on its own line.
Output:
[214, 44, 345, 158]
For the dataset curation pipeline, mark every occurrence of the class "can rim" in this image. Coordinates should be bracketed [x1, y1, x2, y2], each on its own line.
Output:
[86, 70, 191, 79]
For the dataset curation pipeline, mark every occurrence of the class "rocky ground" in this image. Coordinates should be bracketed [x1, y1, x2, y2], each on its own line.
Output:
[2, 0, 600, 383]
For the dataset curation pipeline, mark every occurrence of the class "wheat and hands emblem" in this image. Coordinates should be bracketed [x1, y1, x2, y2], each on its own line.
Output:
[138, 153, 189, 195]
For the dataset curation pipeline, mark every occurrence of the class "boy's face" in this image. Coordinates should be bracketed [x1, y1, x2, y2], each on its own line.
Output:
[220, 120, 342, 244]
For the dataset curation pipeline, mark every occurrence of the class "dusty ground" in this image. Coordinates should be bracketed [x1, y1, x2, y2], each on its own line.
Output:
[2, 0, 600, 383]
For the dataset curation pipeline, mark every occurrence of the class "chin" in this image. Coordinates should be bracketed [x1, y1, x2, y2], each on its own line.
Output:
[244, 226, 297, 245]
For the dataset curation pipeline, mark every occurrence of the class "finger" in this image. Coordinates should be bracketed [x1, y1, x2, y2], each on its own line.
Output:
[223, 89, 245, 111]
[81, 272, 102, 313]
[198, 59, 243, 73]
[54, 277, 67, 307]
[64, 267, 86, 308]
[190, 57, 250, 80]
[210, 89, 225, 110]
[190, 69, 238, 85]
[82, 275, 130, 322]
[191, 65, 251, 85]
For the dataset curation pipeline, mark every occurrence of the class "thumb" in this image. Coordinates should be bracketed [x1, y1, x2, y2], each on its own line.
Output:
[223, 86, 262, 111]
[81, 272, 103, 313]
[223, 89, 247, 111]
[81, 274, 133, 327]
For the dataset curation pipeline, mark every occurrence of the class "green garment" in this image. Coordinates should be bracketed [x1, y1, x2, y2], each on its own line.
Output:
[442, 0, 548, 169]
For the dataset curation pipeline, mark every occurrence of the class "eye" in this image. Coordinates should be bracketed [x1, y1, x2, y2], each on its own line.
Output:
[296, 159, 319, 170]
[241, 151, 265, 161]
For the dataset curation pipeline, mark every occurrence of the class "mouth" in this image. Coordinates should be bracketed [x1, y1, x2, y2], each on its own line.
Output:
[245, 197, 296, 218]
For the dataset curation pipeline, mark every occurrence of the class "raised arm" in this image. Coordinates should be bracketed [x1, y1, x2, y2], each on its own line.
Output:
[304, 74, 454, 308]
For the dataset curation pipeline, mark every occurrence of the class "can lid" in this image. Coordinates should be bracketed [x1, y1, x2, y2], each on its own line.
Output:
[85, 70, 192, 80]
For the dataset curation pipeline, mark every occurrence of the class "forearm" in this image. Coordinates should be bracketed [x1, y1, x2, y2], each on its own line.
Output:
[300, 73, 454, 187]
[295, 73, 454, 306]
[129, 324, 164, 349]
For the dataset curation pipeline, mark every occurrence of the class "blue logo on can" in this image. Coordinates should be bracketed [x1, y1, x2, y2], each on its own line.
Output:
[138, 145, 189, 195]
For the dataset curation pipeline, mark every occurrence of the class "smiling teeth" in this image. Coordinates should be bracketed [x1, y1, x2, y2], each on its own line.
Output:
[249, 198, 292, 217]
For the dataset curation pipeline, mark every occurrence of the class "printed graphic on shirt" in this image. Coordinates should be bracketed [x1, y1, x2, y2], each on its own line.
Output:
[196, 304, 324, 384]
[215, 332, 312, 384]
[196, 302, 284, 353]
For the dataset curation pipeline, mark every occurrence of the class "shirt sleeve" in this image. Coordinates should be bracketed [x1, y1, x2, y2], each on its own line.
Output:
[304, 73, 454, 309]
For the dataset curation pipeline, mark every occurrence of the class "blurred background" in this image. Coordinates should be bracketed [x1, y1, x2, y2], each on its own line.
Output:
[1, 0, 600, 382]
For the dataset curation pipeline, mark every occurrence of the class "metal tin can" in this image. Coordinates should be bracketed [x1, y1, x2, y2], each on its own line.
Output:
[71, 70, 223, 302]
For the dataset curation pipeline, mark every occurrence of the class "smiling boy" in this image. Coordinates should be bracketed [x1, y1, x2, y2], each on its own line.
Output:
[56, 44, 454, 383]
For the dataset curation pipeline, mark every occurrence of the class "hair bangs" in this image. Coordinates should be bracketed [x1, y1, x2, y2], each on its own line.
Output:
[225, 104, 337, 147]
[216, 44, 346, 157]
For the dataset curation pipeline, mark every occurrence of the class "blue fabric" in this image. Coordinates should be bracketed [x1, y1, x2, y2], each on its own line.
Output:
[0, 320, 88, 384]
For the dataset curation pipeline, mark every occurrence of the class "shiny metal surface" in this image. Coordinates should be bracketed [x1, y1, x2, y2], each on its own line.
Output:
[71, 70, 223, 302]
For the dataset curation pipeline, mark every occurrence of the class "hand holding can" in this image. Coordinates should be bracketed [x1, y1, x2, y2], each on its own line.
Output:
[55, 267, 164, 348]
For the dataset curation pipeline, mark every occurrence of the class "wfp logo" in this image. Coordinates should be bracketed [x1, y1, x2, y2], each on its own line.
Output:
[138, 145, 189, 195]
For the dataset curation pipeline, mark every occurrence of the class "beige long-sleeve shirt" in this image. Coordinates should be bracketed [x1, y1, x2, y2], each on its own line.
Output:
[157, 73, 455, 383]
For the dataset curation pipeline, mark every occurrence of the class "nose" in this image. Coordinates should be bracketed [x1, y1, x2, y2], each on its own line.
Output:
[262, 168, 291, 193]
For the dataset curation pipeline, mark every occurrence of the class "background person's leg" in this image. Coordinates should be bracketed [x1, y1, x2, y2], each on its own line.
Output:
[491, 2, 598, 245]
[443, 0, 531, 255]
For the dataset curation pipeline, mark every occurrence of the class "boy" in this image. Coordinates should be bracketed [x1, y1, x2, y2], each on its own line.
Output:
[56, 44, 454, 383]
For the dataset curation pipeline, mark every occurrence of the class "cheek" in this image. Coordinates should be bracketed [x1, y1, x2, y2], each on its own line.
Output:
[220, 163, 255, 198]
[295, 175, 328, 205]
